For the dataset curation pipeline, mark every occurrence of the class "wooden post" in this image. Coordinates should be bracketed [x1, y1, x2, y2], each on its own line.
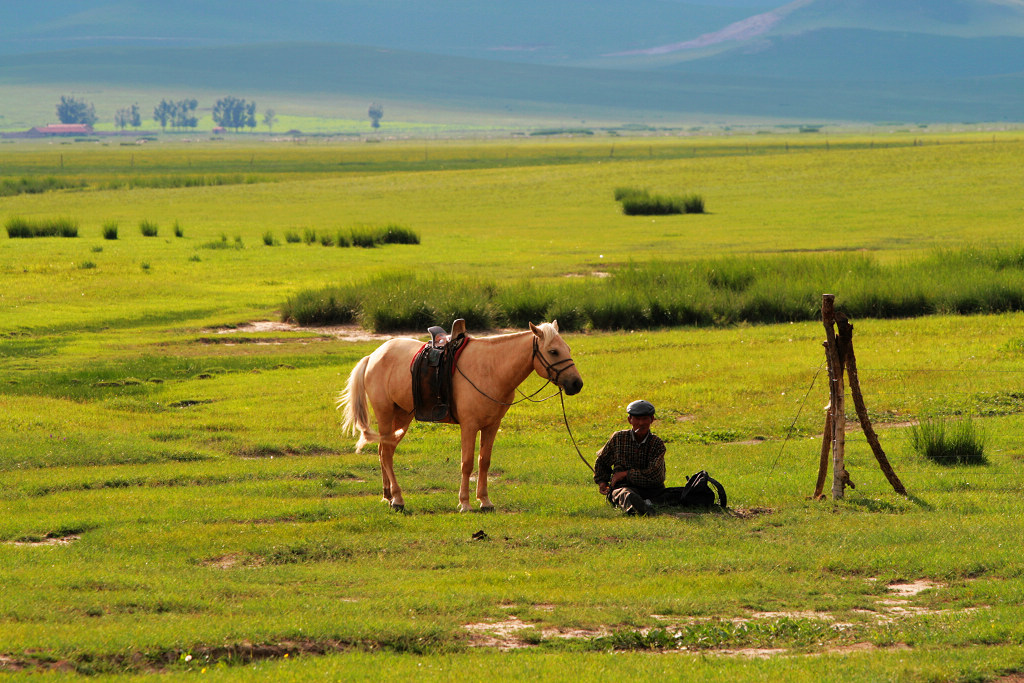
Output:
[821, 295, 849, 499]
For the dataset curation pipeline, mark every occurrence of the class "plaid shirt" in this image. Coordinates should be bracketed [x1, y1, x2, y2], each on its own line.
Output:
[593, 429, 666, 490]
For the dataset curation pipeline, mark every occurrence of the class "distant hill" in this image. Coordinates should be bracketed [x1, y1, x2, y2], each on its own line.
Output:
[1, 0, 1022, 126]
[597, 0, 1024, 79]
[0, 1, 759, 63]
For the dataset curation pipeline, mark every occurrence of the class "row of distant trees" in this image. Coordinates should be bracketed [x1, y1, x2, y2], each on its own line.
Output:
[56, 95, 384, 131]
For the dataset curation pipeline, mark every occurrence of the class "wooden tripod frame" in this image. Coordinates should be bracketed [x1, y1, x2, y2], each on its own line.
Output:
[815, 294, 907, 500]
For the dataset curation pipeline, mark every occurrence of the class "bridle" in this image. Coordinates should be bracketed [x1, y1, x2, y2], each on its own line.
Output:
[531, 337, 578, 386]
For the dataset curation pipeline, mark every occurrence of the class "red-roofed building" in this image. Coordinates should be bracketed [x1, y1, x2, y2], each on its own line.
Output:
[30, 124, 94, 136]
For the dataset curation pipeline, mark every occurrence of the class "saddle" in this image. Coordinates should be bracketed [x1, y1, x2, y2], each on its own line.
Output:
[410, 318, 469, 423]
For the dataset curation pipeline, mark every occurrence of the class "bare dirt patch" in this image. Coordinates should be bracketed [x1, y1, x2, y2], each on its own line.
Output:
[7, 534, 80, 547]
[470, 578, 971, 656]
[202, 552, 247, 569]
[710, 647, 789, 659]
[211, 321, 393, 342]
[887, 580, 940, 597]
[727, 507, 775, 519]
[463, 615, 608, 650]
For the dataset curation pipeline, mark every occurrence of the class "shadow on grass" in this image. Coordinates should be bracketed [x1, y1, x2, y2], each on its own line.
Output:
[846, 494, 933, 512]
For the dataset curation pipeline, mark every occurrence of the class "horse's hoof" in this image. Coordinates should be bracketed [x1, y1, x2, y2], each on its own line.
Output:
[479, 505, 495, 513]
[457, 504, 471, 513]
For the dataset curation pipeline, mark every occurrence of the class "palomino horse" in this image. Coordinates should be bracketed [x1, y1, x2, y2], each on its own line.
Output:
[338, 321, 584, 512]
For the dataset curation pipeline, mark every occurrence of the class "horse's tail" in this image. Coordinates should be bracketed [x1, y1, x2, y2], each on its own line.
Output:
[338, 355, 379, 453]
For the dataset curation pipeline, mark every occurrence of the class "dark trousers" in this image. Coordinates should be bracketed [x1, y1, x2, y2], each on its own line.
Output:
[606, 484, 664, 515]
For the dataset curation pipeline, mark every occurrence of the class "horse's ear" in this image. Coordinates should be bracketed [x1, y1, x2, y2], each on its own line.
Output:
[551, 320, 559, 332]
[529, 322, 541, 337]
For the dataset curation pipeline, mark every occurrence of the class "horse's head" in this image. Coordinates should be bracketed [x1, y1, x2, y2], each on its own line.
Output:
[529, 321, 584, 396]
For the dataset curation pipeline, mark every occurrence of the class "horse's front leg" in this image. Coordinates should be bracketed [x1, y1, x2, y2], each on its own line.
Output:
[476, 423, 499, 511]
[457, 428, 479, 513]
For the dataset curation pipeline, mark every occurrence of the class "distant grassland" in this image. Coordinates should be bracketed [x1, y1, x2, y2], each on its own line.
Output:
[3, 131, 1023, 334]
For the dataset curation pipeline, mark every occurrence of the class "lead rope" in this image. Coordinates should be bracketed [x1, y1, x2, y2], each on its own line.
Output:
[559, 388, 594, 473]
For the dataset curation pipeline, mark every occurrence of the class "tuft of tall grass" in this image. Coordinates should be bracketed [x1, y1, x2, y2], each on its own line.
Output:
[282, 272, 492, 331]
[380, 223, 420, 245]
[621, 193, 684, 215]
[281, 286, 363, 326]
[683, 194, 705, 213]
[5, 216, 79, 238]
[615, 187, 705, 215]
[106, 174, 258, 190]
[173, 221, 184, 238]
[349, 223, 420, 248]
[0, 176, 86, 197]
[349, 225, 379, 248]
[102, 221, 119, 240]
[284, 230, 302, 244]
[139, 220, 159, 237]
[909, 417, 987, 465]
[262, 231, 277, 246]
[283, 246, 1024, 331]
[613, 186, 648, 202]
[199, 234, 244, 250]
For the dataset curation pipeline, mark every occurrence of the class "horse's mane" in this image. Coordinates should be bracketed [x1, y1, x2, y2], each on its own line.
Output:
[474, 321, 558, 344]
[532, 321, 559, 345]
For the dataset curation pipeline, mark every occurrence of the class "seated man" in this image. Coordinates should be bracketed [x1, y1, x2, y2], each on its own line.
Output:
[594, 399, 665, 516]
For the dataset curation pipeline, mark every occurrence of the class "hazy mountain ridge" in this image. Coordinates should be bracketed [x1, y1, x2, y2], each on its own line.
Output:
[596, 0, 1024, 69]
[1, 41, 1020, 125]
[0, 1, 755, 63]
[1, 0, 1022, 125]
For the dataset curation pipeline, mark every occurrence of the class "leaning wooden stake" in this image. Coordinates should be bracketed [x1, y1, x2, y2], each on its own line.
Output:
[837, 316, 907, 495]
[815, 295, 907, 500]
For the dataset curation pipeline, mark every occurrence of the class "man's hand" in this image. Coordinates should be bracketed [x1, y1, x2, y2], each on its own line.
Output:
[598, 482, 609, 495]
[610, 471, 629, 487]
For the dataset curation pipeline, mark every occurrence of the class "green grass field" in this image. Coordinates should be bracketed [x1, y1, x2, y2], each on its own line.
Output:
[3, 133, 1024, 680]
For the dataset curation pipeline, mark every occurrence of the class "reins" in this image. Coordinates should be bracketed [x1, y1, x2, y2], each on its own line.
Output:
[455, 363, 557, 407]
[454, 336, 576, 407]
[453, 334, 593, 471]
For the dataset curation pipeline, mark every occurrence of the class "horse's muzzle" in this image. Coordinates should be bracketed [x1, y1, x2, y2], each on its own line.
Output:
[562, 377, 583, 396]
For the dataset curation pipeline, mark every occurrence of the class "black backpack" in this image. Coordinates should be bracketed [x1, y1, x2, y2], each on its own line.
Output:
[662, 470, 727, 509]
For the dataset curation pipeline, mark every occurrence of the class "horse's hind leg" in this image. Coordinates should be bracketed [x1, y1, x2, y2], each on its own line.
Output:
[378, 409, 413, 510]
[378, 450, 393, 504]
